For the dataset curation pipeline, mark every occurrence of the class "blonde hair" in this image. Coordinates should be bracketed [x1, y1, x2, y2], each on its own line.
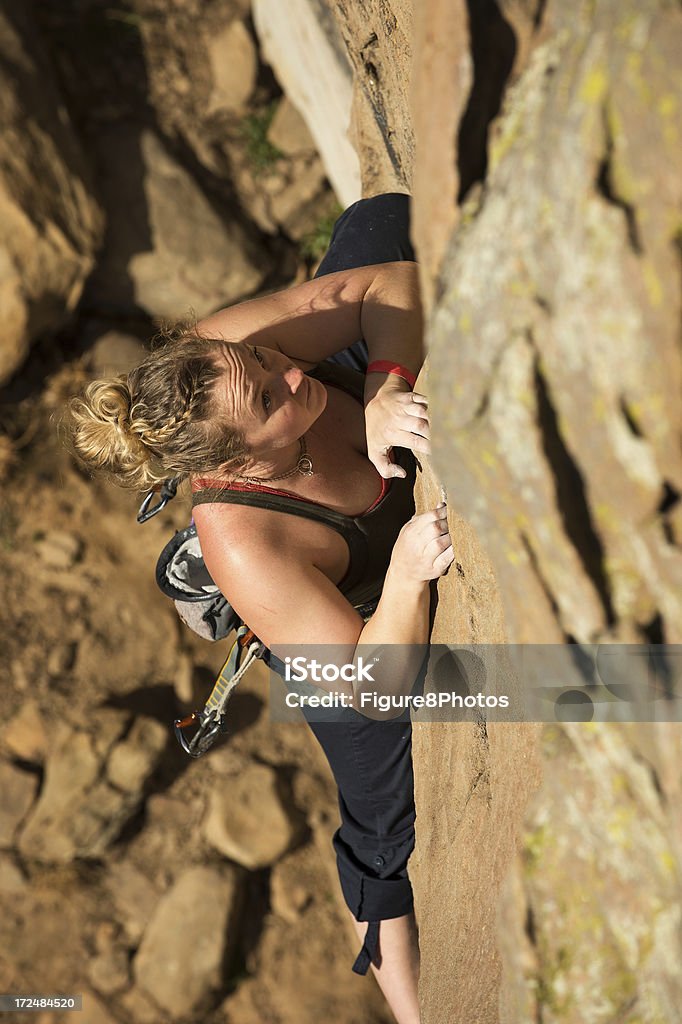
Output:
[64, 327, 249, 490]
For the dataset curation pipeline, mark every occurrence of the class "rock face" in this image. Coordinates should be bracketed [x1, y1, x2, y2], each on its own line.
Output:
[331, 0, 682, 1020]
[0, 1, 102, 383]
[329, 0, 415, 197]
[252, 0, 362, 206]
[427, 1, 682, 650]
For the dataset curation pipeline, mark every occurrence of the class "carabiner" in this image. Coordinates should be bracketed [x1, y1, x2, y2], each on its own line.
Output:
[137, 476, 181, 524]
[173, 709, 228, 758]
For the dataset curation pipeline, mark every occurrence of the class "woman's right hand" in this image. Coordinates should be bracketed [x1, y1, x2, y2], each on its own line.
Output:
[390, 502, 455, 582]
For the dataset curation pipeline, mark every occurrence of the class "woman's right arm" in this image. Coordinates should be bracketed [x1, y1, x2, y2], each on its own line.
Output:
[194, 503, 453, 719]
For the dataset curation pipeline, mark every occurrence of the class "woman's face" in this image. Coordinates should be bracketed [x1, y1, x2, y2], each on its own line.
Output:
[214, 341, 327, 454]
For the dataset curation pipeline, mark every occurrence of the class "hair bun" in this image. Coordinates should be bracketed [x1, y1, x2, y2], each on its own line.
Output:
[65, 377, 161, 490]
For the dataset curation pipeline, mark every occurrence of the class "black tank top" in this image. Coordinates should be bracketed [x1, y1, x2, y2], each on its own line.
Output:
[191, 361, 417, 607]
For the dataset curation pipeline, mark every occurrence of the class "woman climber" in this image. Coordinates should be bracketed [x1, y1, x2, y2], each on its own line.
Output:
[66, 192, 454, 1024]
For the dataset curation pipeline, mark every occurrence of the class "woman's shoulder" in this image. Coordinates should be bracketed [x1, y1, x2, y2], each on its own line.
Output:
[193, 497, 287, 551]
[192, 497, 351, 587]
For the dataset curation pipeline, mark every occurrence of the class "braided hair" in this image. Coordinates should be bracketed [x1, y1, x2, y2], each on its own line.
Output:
[64, 328, 249, 490]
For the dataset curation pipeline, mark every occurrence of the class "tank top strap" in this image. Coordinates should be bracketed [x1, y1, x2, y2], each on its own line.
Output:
[191, 485, 370, 598]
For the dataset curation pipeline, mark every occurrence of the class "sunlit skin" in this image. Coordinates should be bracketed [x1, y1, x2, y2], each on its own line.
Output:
[213, 340, 328, 479]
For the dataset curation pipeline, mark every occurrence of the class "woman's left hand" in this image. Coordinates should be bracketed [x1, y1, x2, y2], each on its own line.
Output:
[365, 377, 431, 479]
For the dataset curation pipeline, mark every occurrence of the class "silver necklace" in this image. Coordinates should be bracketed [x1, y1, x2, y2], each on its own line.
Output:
[234, 435, 314, 484]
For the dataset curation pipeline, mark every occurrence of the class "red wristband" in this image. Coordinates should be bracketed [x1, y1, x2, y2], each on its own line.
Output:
[366, 360, 417, 389]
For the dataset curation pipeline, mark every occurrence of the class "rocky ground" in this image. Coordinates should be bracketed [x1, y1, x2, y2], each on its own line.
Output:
[0, 1, 392, 1021]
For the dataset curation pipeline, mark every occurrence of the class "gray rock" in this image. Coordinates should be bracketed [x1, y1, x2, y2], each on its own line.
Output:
[0, 761, 37, 847]
[133, 865, 243, 1018]
[403, 0, 682, 1020]
[203, 761, 304, 869]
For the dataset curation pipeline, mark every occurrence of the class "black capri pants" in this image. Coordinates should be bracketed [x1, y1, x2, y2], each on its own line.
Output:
[297, 193, 418, 976]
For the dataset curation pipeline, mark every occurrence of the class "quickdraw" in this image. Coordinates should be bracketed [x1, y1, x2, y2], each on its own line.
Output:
[173, 625, 265, 757]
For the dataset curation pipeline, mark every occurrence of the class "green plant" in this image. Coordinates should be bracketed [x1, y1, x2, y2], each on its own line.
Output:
[299, 203, 344, 262]
[240, 101, 285, 174]
[104, 8, 144, 29]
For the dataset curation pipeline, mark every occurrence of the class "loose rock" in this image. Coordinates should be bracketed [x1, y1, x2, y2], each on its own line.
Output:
[206, 20, 258, 115]
[133, 865, 243, 1019]
[0, 853, 27, 894]
[87, 948, 131, 997]
[17, 714, 151, 862]
[3, 700, 48, 764]
[90, 708, 130, 760]
[35, 531, 82, 570]
[106, 862, 161, 944]
[252, 0, 361, 206]
[172, 652, 194, 705]
[0, 760, 38, 847]
[126, 130, 267, 319]
[0, 2, 103, 385]
[106, 716, 167, 793]
[87, 331, 147, 378]
[268, 158, 328, 234]
[203, 761, 304, 869]
[117, 987, 160, 1024]
[46, 643, 78, 678]
[267, 97, 317, 157]
[78, 989, 118, 1024]
[271, 867, 312, 923]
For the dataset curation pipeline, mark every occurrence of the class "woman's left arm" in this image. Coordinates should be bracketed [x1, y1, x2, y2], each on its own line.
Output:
[197, 262, 430, 475]
[195, 262, 424, 371]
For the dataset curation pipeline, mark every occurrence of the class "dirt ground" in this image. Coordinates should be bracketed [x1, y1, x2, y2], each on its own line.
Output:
[0, 352, 396, 1022]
